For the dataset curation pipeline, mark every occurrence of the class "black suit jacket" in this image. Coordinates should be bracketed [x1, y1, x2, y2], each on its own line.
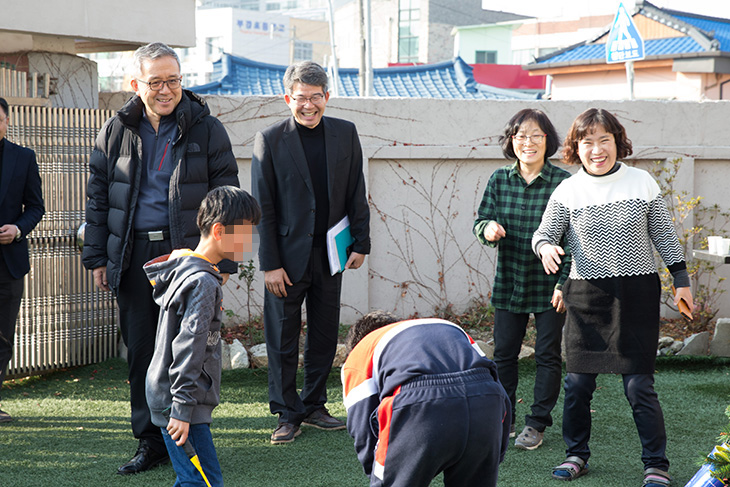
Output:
[251, 116, 370, 283]
[0, 139, 45, 279]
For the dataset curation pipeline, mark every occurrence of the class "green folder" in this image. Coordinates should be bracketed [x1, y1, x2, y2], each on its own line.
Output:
[327, 216, 355, 275]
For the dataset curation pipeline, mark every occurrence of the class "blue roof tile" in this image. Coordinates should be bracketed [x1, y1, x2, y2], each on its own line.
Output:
[673, 14, 730, 51]
[533, 4, 730, 66]
[190, 53, 537, 100]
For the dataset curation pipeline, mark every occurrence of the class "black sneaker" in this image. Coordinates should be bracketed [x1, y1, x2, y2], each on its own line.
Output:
[302, 407, 345, 430]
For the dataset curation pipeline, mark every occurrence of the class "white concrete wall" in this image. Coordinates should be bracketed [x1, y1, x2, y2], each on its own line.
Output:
[28, 53, 98, 109]
[198, 95, 730, 324]
[0, 0, 195, 48]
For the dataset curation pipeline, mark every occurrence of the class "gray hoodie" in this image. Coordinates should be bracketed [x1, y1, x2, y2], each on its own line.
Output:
[144, 249, 223, 428]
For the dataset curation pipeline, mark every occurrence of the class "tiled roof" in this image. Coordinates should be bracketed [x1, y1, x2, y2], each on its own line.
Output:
[542, 36, 704, 64]
[671, 13, 730, 50]
[531, 1, 730, 67]
[190, 53, 538, 100]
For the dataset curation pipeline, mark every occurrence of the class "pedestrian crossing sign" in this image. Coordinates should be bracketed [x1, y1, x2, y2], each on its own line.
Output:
[606, 2, 645, 64]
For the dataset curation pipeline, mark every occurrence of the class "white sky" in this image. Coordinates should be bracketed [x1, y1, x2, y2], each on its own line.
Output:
[481, 0, 730, 20]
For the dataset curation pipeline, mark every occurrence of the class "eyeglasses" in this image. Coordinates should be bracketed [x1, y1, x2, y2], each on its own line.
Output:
[512, 134, 546, 143]
[136, 77, 183, 91]
[289, 93, 325, 105]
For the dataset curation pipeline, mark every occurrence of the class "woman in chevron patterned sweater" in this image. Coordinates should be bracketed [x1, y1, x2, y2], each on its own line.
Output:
[532, 108, 693, 487]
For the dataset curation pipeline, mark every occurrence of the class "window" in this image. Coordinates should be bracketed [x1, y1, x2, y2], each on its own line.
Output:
[398, 0, 420, 63]
[475, 51, 497, 64]
[239, 1, 261, 9]
[99, 76, 125, 92]
[206, 37, 224, 61]
[293, 41, 313, 62]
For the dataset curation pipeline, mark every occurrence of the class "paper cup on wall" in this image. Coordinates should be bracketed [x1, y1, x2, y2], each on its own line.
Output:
[708, 236, 723, 254]
[720, 238, 730, 255]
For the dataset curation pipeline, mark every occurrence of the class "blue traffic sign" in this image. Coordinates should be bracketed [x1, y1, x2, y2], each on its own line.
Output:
[606, 3, 645, 64]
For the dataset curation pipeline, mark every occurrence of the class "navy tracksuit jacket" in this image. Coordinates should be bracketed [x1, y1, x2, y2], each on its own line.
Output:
[342, 319, 511, 487]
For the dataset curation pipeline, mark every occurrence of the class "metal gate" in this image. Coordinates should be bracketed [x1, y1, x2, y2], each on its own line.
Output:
[6, 105, 118, 378]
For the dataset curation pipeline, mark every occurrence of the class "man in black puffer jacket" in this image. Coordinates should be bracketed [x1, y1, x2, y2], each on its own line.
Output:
[82, 42, 238, 476]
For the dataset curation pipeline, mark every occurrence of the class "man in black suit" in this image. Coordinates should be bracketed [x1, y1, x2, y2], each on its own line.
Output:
[0, 97, 45, 423]
[252, 61, 370, 444]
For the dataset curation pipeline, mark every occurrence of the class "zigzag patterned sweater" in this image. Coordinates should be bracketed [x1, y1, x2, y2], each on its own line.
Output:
[532, 164, 686, 373]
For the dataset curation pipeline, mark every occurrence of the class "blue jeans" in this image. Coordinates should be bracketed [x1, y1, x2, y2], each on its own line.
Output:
[162, 424, 223, 487]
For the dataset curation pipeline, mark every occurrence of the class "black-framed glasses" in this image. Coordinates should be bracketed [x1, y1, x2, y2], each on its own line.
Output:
[289, 93, 325, 105]
[512, 134, 546, 143]
[136, 77, 183, 91]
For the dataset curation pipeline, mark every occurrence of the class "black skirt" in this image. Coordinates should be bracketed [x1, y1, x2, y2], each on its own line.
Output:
[562, 273, 661, 374]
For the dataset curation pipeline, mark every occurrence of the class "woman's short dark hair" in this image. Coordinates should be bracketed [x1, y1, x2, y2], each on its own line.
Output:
[344, 310, 400, 354]
[562, 108, 633, 165]
[498, 108, 560, 162]
[197, 186, 261, 236]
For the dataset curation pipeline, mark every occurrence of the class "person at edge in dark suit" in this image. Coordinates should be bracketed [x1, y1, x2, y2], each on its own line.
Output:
[82, 43, 239, 475]
[251, 60, 370, 445]
[0, 96, 45, 423]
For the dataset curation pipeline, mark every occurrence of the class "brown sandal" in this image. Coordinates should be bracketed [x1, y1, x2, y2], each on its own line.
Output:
[643, 468, 671, 486]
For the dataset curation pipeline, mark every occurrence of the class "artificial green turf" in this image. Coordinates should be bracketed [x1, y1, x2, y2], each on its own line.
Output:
[1, 357, 729, 486]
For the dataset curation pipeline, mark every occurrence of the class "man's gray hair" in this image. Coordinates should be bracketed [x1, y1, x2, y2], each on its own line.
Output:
[132, 42, 181, 76]
[283, 61, 328, 94]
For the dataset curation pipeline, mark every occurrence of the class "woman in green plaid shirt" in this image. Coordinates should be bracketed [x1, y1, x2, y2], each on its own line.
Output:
[473, 108, 571, 451]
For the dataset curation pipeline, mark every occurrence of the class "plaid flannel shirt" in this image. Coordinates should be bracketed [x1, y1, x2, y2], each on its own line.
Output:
[473, 160, 571, 313]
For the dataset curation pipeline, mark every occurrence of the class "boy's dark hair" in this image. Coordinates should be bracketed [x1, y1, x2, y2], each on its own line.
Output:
[0, 97, 8, 118]
[196, 186, 261, 236]
[345, 310, 400, 354]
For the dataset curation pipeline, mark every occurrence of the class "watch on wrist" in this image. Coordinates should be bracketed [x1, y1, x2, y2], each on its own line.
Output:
[14, 226, 21, 242]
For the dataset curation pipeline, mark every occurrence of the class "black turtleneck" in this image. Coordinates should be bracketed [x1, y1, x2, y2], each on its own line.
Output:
[296, 121, 329, 246]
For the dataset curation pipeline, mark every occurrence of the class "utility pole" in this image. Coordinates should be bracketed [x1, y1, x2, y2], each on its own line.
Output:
[357, 0, 374, 97]
[364, 0, 373, 96]
[358, 0, 366, 97]
[327, 0, 340, 96]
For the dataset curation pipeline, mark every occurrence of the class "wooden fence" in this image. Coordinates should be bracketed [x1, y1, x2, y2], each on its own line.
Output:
[0, 65, 51, 101]
[6, 105, 117, 378]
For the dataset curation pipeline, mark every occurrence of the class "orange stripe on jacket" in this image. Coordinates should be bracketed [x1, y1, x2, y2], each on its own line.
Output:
[374, 385, 402, 475]
[342, 322, 403, 399]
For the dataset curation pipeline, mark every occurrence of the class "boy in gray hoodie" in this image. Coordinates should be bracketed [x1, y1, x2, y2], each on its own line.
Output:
[144, 186, 261, 486]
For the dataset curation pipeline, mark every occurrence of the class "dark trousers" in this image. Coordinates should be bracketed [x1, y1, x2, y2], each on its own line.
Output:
[116, 237, 171, 455]
[373, 369, 510, 487]
[0, 257, 23, 394]
[264, 245, 342, 425]
[493, 308, 564, 431]
[562, 372, 669, 471]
